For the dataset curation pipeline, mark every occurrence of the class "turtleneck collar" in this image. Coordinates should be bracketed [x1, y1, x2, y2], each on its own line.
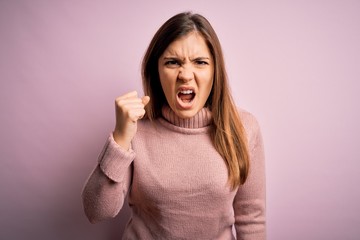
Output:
[161, 105, 212, 129]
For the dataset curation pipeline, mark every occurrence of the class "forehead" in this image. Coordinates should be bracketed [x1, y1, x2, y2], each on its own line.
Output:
[162, 32, 211, 57]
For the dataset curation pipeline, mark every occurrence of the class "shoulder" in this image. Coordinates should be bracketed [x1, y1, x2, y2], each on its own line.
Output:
[137, 118, 157, 133]
[136, 118, 163, 138]
[237, 108, 262, 150]
[237, 108, 260, 132]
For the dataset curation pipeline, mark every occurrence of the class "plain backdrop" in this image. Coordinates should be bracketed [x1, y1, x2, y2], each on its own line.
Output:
[1, 0, 359, 239]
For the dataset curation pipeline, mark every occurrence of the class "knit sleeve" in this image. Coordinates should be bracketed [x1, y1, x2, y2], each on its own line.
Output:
[81, 133, 135, 223]
[233, 115, 266, 239]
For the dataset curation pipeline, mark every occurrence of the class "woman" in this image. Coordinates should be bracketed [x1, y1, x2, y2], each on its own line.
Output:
[82, 12, 266, 239]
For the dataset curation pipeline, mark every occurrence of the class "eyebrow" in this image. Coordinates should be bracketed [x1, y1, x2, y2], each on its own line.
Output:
[191, 57, 211, 60]
[162, 56, 211, 61]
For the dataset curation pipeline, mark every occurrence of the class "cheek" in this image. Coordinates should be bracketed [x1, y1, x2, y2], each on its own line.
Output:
[200, 79, 214, 105]
[158, 68, 167, 87]
[205, 80, 214, 98]
[199, 74, 214, 94]
[206, 70, 214, 94]
[159, 71, 176, 97]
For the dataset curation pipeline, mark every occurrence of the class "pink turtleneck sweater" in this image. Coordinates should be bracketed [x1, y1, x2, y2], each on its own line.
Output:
[82, 107, 266, 240]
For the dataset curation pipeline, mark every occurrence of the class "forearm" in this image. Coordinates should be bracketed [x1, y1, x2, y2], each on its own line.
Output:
[82, 166, 130, 223]
[82, 134, 135, 223]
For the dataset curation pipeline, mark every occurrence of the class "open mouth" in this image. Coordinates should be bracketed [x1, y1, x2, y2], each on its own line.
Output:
[177, 89, 195, 103]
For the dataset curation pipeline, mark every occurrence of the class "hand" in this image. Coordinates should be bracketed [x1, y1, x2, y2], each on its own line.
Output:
[113, 91, 150, 150]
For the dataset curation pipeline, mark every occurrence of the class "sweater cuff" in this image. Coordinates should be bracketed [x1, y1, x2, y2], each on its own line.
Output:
[98, 133, 135, 182]
[236, 231, 266, 240]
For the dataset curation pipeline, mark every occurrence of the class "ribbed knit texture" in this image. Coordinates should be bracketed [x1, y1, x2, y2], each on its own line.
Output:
[162, 106, 212, 129]
[82, 106, 266, 240]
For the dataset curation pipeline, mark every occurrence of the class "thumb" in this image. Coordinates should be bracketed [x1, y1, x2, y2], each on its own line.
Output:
[142, 96, 150, 106]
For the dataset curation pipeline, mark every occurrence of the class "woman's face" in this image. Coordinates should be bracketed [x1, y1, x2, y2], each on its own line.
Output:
[158, 31, 214, 119]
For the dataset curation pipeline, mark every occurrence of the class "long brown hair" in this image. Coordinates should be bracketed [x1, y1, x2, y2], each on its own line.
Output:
[141, 12, 249, 189]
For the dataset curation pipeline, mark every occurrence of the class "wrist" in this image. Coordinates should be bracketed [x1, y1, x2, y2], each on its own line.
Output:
[112, 131, 131, 150]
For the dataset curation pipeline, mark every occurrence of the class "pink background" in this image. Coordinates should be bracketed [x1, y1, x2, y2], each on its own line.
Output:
[1, 0, 359, 239]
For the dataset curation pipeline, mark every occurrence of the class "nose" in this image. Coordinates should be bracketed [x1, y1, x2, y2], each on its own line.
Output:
[178, 66, 194, 82]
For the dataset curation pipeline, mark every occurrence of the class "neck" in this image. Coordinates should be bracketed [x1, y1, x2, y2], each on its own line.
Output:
[161, 105, 212, 129]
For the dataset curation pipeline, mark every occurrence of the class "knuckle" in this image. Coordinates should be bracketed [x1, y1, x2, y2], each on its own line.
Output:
[116, 99, 124, 105]
[116, 100, 127, 110]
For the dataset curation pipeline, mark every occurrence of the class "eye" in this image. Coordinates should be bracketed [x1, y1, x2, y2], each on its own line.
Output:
[193, 58, 210, 66]
[165, 60, 180, 66]
[195, 60, 209, 65]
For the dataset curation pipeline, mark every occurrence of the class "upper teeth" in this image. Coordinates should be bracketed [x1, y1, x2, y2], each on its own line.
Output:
[180, 90, 193, 94]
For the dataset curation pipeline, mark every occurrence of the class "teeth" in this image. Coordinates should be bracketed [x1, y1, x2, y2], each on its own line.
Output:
[180, 90, 193, 94]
